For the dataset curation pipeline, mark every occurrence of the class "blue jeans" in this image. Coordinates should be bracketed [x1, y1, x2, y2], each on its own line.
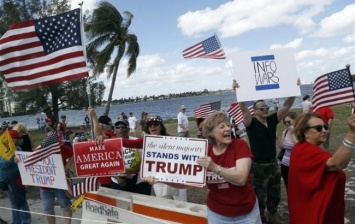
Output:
[207, 199, 262, 224]
[5, 175, 31, 224]
[40, 189, 71, 214]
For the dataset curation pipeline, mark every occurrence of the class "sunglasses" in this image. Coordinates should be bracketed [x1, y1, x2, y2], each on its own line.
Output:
[115, 125, 128, 129]
[307, 124, 329, 132]
[284, 120, 292, 125]
[256, 106, 269, 111]
[148, 122, 160, 127]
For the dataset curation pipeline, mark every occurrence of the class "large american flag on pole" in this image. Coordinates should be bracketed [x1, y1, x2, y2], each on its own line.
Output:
[0, 8, 89, 90]
[312, 68, 355, 111]
[228, 101, 255, 125]
[182, 35, 226, 59]
[24, 131, 61, 167]
[194, 101, 221, 118]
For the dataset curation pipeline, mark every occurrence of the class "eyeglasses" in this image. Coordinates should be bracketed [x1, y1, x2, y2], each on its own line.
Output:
[307, 124, 329, 132]
[284, 120, 292, 125]
[256, 106, 269, 111]
[115, 125, 128, 129]
[148, 122, 160, 127]
[182, 108, 186, 110]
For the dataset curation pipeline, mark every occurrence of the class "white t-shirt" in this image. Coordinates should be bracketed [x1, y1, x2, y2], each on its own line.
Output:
[128, 116, 137, 129]
[177, 112, 189, 132]
[301, 100, 312, 113]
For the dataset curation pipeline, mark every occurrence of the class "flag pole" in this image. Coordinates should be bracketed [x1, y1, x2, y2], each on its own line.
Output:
[79, 2, 94, 138]
[214, 33, 233, 78]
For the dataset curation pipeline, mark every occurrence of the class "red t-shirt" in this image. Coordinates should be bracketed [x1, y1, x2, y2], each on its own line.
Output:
[288, 141, 345, 224]
[206, 139, 256, 217]
[315, 107, 334, 125]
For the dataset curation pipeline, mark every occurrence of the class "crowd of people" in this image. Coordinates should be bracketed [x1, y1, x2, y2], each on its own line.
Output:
[0, 86, 354, 224]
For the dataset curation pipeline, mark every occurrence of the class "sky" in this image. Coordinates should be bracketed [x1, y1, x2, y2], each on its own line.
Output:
[71, 0, 355, 100]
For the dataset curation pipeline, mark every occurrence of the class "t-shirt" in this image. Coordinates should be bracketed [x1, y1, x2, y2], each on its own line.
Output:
[289, 141, 345, 224]
[246, 113, 278, 161]
[128, 116, 137, 130]
[206, 139, 256, 217]
[301, 100, 312, 113]
[315, 107, 334, 125]
[177, 112, 189, 133]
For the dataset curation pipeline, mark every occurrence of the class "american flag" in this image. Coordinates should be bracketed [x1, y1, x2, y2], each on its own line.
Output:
[71, 177, 98, 197]
[228, 101, 255, 125]
[24, 131, 61, 167]
[194, 101, 221, 118]
[312, 68, 355, 111]
[0, 8, 89, 90]
[182, 35, 226, 59]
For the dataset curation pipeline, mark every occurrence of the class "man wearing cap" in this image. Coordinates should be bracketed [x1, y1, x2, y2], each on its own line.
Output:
[1, 130, 31, 223]
[111, 119, 151, 195]
[121, 112, 128, 121]
[177, 105, 189, 137]
[88, 110, 115, 188]
[128, 112, 137, 137]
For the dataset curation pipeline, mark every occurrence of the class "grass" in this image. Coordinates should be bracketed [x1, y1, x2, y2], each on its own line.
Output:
[29, 105, 353, 155]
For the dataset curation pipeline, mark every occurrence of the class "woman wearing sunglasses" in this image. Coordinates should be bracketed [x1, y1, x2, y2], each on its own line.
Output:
[122, 115, 187, 201]
[288, 112, 355, 224]
[279, 112, 298, 190]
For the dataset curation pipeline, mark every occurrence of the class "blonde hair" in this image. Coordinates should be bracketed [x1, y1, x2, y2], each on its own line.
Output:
[203, 111, 230, 145]
[13, 123, 29, 136]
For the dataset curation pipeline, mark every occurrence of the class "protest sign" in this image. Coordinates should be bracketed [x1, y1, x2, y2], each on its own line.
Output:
[232, 48, 301, 101]
[16, 151, 67, 189]
[73, 139, 125, 177]
[140, 135, 208, 187]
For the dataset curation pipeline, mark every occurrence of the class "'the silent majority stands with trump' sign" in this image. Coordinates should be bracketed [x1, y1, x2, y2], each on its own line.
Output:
[140, 135, 208, 188]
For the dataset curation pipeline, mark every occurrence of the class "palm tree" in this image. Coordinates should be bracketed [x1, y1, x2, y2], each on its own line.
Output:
[85, 1, 139, 115]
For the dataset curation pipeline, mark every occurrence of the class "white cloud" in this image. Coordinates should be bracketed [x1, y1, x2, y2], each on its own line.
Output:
[343, 33, 355, 43]
[269, 38, 303, 49]
[177, 0, 333, 38]
[311, 4, 355, 38]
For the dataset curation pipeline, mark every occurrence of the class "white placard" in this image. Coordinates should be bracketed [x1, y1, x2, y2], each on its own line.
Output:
[81, 199, 169, 224]
[140, 135, 208, 187]
[232, 48, 301, 101]
[16, 151, 68, 190]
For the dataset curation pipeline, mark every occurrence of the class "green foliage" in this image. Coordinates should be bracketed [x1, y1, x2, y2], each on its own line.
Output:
[85, 1, 139, 115]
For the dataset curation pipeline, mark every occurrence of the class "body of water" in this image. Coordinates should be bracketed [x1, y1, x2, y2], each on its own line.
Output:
[2, 85, 314, 130]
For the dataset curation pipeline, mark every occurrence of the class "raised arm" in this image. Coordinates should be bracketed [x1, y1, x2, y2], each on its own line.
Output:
[326, 114, 355, 171]
[87, 107, 103, 139]
[232, 80, 252, 127]
[276, 97, 295, 121]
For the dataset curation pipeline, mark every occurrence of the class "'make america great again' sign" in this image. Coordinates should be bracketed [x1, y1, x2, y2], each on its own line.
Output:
[73, 139, 125, 177]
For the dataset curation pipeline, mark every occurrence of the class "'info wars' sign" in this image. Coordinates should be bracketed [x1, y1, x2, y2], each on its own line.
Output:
[73, 139, 125, 177]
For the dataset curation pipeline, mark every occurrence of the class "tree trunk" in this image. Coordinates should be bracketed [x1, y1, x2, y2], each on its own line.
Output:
[104, 65, 119, 116]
